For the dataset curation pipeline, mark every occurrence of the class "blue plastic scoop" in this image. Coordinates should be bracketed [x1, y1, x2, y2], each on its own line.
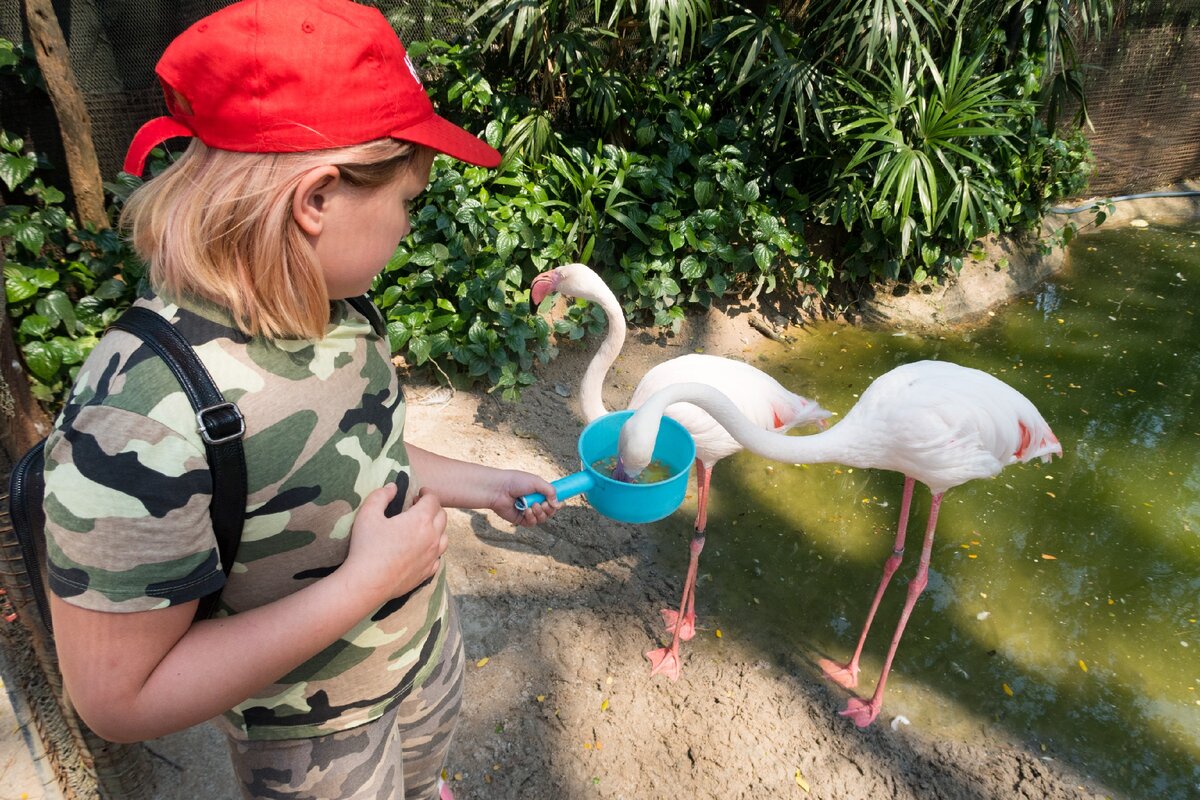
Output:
[515, 410, 695, 523]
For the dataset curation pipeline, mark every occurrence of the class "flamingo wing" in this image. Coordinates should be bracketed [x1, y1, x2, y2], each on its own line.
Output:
[843, 361, 1061, 493]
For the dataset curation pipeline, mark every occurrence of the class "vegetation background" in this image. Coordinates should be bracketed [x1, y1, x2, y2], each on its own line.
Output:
[2, 0, 1108, 410]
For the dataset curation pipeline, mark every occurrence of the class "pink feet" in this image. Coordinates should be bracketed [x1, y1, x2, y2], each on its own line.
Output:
[660, 608, 696, 641]
[818, 657, 860, 689]
[646, 645, 682, 681]
[438, 777, 456, 800]
[838, 696, 881, 728]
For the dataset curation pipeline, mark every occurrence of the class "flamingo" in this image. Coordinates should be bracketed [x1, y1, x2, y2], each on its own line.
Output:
[531, 263, 830, 680]
[617, 361, 1062, 726]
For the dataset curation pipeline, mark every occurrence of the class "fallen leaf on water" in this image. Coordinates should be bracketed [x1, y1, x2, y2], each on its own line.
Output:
[1041, 553, 1057, 560]
[1003, 683, 1014, 697]
[1079, 660, 1088, 672]
[1046, 491, 1057, 498]
[476, 657, 490, 668]
[794, 770, 810, 793]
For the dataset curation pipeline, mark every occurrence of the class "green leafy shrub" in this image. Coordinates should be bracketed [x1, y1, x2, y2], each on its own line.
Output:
[1, 130, 141, 403]
[3, 2, 1109, 403]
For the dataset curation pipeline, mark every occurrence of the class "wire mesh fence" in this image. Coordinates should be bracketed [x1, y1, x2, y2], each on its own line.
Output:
[1070, 0, 1200, 196]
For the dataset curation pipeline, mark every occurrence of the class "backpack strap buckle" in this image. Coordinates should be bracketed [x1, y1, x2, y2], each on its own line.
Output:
[196, 402, 245, 445]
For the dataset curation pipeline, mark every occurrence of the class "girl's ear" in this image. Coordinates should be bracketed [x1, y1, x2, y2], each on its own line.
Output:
[292, 165, 342, 237]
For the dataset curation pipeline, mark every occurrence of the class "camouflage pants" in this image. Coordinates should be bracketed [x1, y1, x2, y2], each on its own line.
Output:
[226, 600, 464, 800]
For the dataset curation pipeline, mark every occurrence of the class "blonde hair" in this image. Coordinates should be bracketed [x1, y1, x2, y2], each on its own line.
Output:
[121, 138, 429, 339]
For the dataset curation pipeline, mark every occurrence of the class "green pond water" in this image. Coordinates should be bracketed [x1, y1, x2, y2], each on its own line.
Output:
[652, 222, 1200, 798]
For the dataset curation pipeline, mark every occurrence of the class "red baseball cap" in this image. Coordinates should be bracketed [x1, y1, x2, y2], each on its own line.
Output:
[123, 0, 501, 175]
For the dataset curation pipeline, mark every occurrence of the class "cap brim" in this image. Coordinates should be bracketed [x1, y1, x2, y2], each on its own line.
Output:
[123, 116, 195, 176]
[392, 114, 501, 168]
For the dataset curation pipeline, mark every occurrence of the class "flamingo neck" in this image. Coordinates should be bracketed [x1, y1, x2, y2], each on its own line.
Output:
[625, 382, 859, 466]
[578, 289, 626, 422]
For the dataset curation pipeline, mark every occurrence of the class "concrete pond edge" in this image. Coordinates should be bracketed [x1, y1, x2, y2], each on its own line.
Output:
[859, 182, 1200, 331]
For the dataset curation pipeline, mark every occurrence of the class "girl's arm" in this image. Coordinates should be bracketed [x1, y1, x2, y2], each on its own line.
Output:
[52, 484, 446, 743]
[407, 444, 559, 525]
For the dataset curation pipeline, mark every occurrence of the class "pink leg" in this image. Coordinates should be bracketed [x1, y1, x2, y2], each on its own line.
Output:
[649, 461, 711, 680]
[438, 777, 455, 800]
[660, 460, 711, 641]
[840, 492, 943, 728]
[821, 476, 916, 688]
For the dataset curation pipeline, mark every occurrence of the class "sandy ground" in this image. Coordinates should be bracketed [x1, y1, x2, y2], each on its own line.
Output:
[383, 305, 1117, 800]
[1, 292, 1121, 800]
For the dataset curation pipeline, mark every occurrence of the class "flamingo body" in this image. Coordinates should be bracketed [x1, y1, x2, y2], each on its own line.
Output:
[816, 360, 1060, 494]
[618, 364, 1062, 725]
[532, 263, 829, 680]
[630, 353, 829, 468]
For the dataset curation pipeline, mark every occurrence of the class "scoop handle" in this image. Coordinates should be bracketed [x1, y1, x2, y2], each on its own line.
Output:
[514, 470, 594, 512]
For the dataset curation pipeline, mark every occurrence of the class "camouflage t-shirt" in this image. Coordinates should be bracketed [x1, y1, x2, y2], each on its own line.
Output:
[42, 293, 451, 741]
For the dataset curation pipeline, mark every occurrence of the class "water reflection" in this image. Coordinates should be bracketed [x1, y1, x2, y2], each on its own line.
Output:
[651, 223, 1200, 798]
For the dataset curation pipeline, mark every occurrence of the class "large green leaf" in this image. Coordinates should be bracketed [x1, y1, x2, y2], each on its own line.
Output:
[36, 289, 78, 336]
[0, 152, 35, 191]
[12, 219, 45, 255]
[21, 341, 61, 382]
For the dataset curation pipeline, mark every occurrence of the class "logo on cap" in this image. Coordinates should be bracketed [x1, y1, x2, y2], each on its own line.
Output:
[404, 55, 423, 87]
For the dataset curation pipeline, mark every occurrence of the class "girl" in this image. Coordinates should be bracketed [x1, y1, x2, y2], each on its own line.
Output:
[40, 2, 558, 798]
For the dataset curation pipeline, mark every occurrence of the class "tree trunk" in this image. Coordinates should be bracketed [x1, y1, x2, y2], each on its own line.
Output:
[22, 0, 109, 232]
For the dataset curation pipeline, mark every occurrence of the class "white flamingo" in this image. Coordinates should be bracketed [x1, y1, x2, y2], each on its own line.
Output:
[531, 263, 830, 679]
[617, 361, 1062, 725]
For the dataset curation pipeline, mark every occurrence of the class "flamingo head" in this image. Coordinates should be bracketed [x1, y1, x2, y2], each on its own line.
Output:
[530, 269, 561, 305]
[530, 262, 595, 305]
[615, 407, 659, 481]
[795, 398, 834, 431]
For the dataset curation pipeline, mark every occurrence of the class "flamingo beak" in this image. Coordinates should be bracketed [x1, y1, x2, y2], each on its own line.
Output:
[612, 456, 634, 483]
[530, 271, 559, 306]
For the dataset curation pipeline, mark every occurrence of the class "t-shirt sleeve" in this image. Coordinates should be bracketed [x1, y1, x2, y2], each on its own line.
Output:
[43, 403, 224, 613]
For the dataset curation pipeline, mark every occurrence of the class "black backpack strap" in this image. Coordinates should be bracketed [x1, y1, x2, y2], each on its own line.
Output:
[109, 307, 246, 620]
[347, 294, 385, 338]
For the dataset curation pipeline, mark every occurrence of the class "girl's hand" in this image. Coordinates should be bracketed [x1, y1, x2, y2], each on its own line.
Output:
[490, 470, 559, 527]
[341, 484, 448, 604]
